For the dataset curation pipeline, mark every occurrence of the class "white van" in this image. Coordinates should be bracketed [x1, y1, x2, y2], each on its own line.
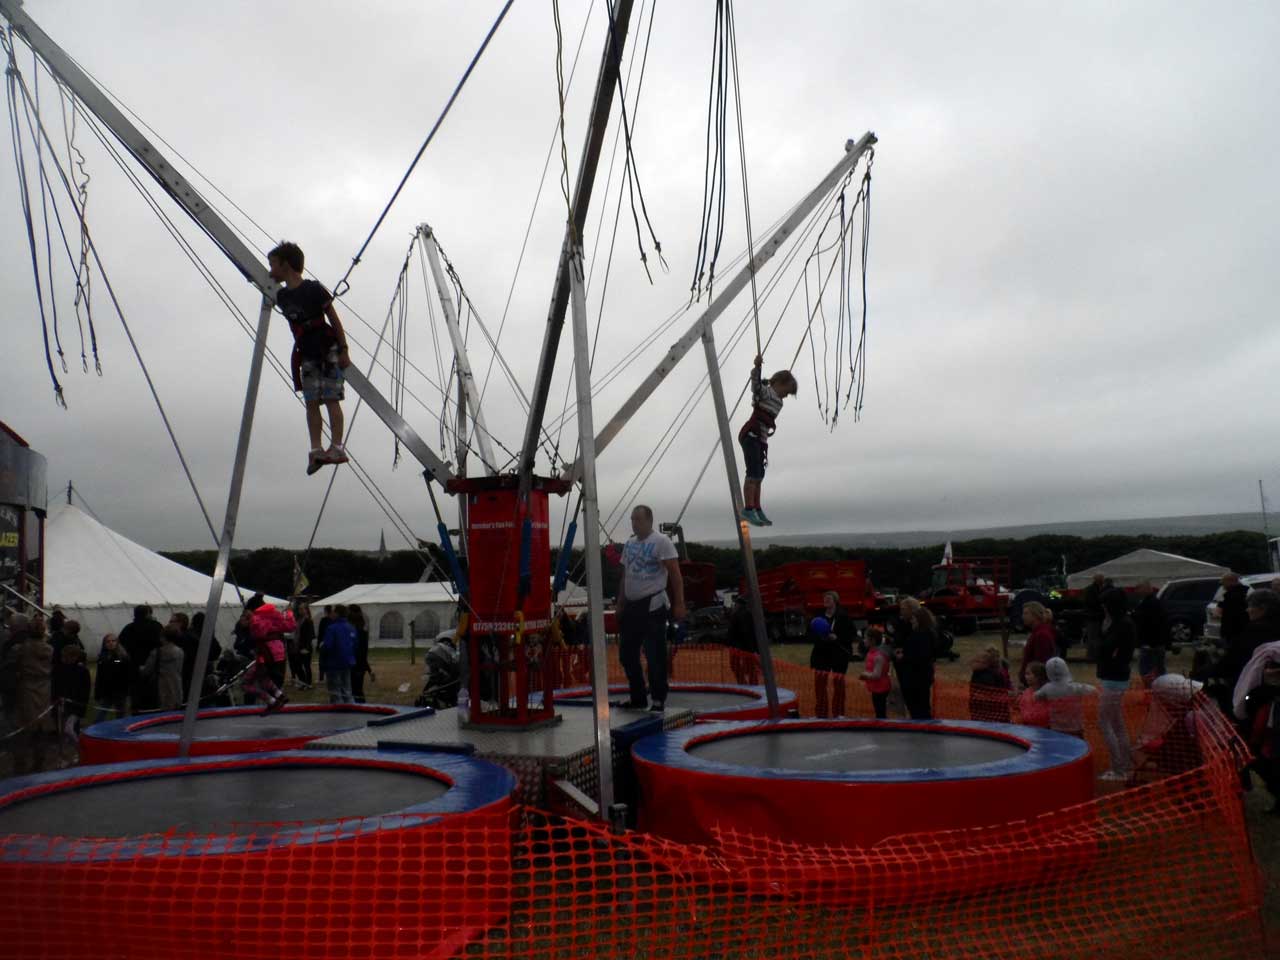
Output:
[1202, 573, 1277, 643]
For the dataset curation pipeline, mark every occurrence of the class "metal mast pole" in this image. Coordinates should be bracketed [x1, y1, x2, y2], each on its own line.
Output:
[568, 247, 615, 813]
[421, 225, 497, 474]
[178, 295, 273, 756]
[517, 0, 635, 501]
[701, 326, 780, 716]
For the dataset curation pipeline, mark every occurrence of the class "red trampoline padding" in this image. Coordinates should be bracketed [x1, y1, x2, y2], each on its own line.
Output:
[633, 719, 1094, 849]
[0, 750, 515, 960]
[79, 703, 415, 764]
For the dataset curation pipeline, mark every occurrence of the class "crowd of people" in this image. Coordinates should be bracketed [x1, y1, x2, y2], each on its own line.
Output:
[0, 594, 382, 774]
[787, 571, 1280, 804]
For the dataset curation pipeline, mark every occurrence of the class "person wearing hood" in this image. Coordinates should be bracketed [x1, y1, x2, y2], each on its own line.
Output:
[1095, 588, 1136, 781]
[1215, 589, 1280, 713]
[1035, 656, 1096, 738]
[141, 625, 186, 711]
[1232, 639, 1280, 815]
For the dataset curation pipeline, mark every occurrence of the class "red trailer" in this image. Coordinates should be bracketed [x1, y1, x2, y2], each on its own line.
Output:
[745, 560, 884, 640]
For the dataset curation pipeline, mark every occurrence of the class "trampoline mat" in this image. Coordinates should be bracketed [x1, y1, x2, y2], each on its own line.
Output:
[0, 766, 449, 838]
[688, 728, 1027, 774]
[140, 711, 378, 739]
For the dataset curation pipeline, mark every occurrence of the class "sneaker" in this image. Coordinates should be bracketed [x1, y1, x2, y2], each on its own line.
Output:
[325, 445, 350, 465]
[755, 509, 774, 526]
[611, 699, 646, 710]
[741, 508, 765, 527]
[266, 695, 289, 714]
[306, 451, 325, 476]
[649, 701, 665, 713]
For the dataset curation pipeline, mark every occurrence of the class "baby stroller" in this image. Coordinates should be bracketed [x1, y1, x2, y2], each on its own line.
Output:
[416, 634, 460, 709]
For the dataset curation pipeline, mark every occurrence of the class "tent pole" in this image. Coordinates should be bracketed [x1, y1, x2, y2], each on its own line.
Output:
[178, 295, 272, 758]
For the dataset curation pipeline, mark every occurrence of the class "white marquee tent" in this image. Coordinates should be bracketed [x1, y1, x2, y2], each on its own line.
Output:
[1065, 548, 1229, 590]
[315, 582, 458, 648]
[314, 579, 586, 647]
[43, 503, 284, 655]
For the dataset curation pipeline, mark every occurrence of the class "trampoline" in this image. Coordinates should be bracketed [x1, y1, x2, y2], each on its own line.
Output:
[79, 703, 419, 764]
[633, 718, 1093, 849]
[0, 750, 515, 959]
[554, 682, 797, 720]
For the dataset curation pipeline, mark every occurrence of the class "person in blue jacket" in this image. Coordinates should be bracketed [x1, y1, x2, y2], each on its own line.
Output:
[319, 605, 357, 704]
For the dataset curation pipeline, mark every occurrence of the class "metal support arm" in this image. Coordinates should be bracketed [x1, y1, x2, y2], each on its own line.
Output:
[562, 133, 876, 483]
[0, 0, 454, 484]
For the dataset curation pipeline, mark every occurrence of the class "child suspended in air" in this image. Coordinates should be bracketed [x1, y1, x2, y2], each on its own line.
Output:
[268, 241, 351, 475]
[738, 356, 798, 526]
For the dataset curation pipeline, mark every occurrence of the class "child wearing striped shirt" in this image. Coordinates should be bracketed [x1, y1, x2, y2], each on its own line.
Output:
[737, 356, 798, 526]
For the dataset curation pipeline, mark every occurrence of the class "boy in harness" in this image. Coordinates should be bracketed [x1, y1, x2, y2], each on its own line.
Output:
[738, 356, 798, 526]
[267, 241, 351, 475]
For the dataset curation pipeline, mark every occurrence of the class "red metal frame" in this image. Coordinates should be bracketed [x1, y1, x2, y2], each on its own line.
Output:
[451, 475, 570, 729]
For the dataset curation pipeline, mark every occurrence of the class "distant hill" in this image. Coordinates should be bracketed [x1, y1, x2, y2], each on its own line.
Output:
[706, 512, 1270, 549]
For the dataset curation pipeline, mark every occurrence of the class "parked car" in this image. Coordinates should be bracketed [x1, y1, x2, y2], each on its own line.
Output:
[1156, 577, 1224, 647]
[1202, 573, 1277, 644]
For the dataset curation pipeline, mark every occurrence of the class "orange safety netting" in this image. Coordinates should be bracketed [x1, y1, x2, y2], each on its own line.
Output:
[1, 643, 1270, 960]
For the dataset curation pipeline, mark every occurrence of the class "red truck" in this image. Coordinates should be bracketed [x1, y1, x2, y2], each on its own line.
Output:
[920, 555, 1012, 635]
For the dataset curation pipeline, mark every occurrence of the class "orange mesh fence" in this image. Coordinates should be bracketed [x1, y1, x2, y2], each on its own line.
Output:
[0, 642, 1269, 959]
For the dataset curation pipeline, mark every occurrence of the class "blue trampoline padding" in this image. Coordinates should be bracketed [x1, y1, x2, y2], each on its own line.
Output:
[0, 748, 516, 862]
[631, 718, 1090, 784]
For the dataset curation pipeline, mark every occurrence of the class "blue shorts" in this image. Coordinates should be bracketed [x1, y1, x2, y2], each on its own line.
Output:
[739, 433, 766, 480]
[300, 347, 345, 403]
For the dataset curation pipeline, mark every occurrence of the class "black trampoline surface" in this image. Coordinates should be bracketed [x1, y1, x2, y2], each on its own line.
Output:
[688, 728, 1027, 773]
[0, 766, 449, 837]
[140, 711, 377, 738]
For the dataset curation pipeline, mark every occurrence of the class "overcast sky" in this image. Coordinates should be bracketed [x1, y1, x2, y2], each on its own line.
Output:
[3, 0, 1278, 554]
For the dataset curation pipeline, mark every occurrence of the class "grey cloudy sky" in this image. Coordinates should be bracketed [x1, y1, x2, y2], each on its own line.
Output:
[3, 0, 1278, 554]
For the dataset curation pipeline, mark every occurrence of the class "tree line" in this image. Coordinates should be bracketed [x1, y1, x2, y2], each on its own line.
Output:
[162, 529, 1269, 601]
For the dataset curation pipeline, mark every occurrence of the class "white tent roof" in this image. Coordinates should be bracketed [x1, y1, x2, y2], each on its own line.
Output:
[1066, 548, 1229, 590]
[314, 582, 457, 647]
[318, 582, 456, 606]
[42, 502, 283, 652]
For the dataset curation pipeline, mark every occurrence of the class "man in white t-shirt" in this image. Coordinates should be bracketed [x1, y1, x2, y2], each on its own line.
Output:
[615, 505, 686, 711]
